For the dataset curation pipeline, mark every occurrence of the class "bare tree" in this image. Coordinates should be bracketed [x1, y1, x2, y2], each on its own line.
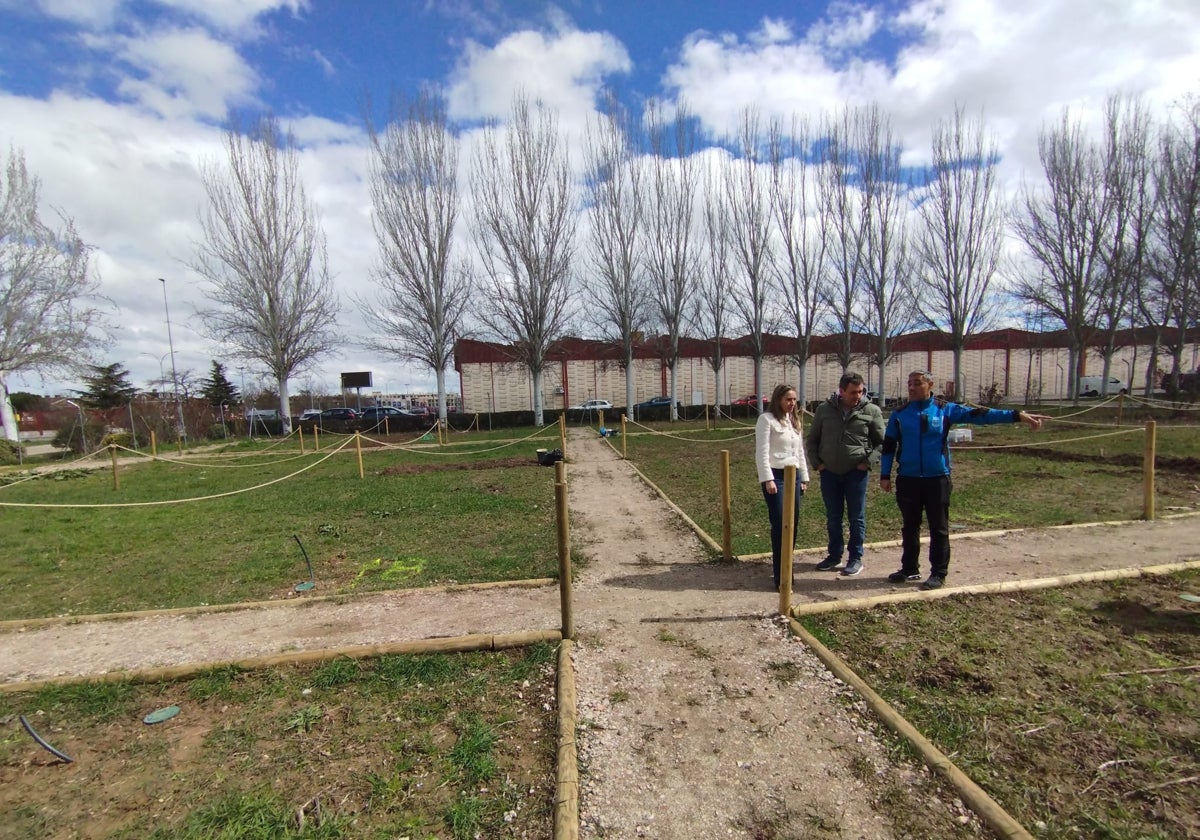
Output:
[819, 107, 869, 376]
[770, 113, 829, 403]
[0, 148, 107, 441]
[583, 89, 648, 415]
[693, 164, 734, 416]
[725, 106, 776, 408]
[362, 90, 469, 424]
[1092, 94, 1154, 395]
[856, 104, 917, 404]
[644, 99, 700, 420]
[470, 94, 576, 427]
[193, 115, 339, 434]
[1148, 96, 1200, 393]
[1011, 108, 1114, 402]
[915, 106, 1005, 401]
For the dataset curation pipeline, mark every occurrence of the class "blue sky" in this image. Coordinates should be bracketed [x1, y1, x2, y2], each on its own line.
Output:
[1, 0, 1198, 399]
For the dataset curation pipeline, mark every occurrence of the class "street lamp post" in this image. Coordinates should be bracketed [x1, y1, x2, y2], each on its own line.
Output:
[159, 278, 186, 443]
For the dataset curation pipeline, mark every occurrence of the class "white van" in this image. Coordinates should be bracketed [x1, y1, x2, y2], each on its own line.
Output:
[1077, 375, 1128, 397]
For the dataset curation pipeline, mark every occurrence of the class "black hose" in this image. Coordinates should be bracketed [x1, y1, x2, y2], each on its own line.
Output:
[19, 715, 73, 763]
[293, 534, 314, 580]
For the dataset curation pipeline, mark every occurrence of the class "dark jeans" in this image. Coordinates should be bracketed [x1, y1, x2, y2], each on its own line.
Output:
[895, 475, 952, 577]
[762, 468, 803, 586]
[819, 468, 868, 562]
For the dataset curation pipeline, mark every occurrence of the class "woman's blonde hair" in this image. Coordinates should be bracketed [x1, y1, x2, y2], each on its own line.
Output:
[767, 384, 801, 431]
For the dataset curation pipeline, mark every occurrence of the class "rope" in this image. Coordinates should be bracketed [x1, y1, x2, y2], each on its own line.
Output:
[1128, 393, 1200, 411]
[382, 424, 559, 456]
[0, 442, 113, 491]
[110, 443, 316, 469]
[953, 427, 1143, 451]
[624, 416, 755, 442]
[354, 421, 443, 450]
[0, 436, 356, 509]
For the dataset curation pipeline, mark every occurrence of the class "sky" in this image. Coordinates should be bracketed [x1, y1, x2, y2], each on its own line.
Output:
[1, 0, 1198, 401]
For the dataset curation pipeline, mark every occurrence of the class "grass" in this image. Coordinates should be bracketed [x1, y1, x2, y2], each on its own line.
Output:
[0, 436, 565, 620]
[799, 570, 1200, 839]
[0, 643, 558, 840]
[621, 411, 1200, 557]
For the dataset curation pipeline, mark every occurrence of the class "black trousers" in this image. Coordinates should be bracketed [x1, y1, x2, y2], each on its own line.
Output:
[895, 475, 952, 577]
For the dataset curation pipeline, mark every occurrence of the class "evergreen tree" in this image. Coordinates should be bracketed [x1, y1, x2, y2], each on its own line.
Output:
[199, 360, 239, 407]
[77, 363, 137, 410]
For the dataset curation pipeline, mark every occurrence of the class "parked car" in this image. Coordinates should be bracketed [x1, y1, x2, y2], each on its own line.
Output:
[634, 395, 680, 411]
[359, 406, 406, 430]
[570, 399, 614, 412]
[731, 394, 768, 408]
[299, 409, 322, 421]
[1077, 375, 1129, 397]
[401, 405, 432, 417]
[316, 407, 360, 432]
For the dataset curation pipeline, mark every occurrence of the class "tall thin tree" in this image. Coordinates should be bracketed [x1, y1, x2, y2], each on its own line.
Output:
[1012, 108, 1115, 402]
[770, 113, 829, 403]
[915, 106, 1005, 401]
[583, 89, 648, 415]
[470, 94, 576, 427]
[725, 106, 776, 408]
[193, 115, 339, 434]
[362, 90, 469, 424]
[0, 148, 107, 442]
[643, 99, 700, 421]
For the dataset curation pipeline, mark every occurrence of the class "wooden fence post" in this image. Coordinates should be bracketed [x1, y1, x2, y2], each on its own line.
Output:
[150, 430, 157, 460]
[555, 460, 574, 639]
[778, 464, 797, 616]
[298, 426, 305, 455]
[355, 432, 364, 479]
[720, 450, 733, 561]
[109, 445, 119, 490]
[1143, 419, 1156, 520]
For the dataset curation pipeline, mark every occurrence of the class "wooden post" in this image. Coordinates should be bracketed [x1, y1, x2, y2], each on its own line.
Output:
[313, 425, 320, 451]
[1143, 419, 1156, 520]
[150, 430, 157, 460]
[355, 432, 364, 479]
[621, 415, 628, 459]
[555, 460, 574, 639]
[720, 450, 733, 561]
[109, 445, 119, 490]
[384, 417, 390, 436]
[1117, 392, 1124, 426]
[559, 413, 567, 456]
[778, 464, 797, 616]
[705, 403, 710, 432]
[298, 425, 305, 454]
[599, 409, 605, 430]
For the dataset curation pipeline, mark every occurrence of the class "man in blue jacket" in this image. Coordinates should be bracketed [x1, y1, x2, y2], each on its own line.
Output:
[879, 370, 1048, 591]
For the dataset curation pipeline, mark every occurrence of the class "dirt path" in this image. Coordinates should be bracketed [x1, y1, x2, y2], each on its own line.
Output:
[3, 429, 1200, 837]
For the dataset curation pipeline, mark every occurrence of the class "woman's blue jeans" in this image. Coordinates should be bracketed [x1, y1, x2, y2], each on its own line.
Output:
[761, 468, 803, 586]
[819, 468, 868, 563]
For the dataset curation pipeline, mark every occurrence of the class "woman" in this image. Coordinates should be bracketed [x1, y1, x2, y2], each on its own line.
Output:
[755, 384, 810, 589]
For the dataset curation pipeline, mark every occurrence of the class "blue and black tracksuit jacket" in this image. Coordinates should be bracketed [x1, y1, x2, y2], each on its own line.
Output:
[880, 398, 1020, 479]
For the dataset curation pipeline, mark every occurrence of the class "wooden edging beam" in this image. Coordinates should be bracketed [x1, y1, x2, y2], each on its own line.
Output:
[0, 577, 558, 633]
[789, 560, 1200, 617]
[0, 629, 562, 694]
[786, 617, 1035, 840]
[555, 639, 579, 840]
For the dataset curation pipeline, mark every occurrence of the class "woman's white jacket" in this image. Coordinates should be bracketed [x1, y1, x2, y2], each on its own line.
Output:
[755, 412, 810, 484]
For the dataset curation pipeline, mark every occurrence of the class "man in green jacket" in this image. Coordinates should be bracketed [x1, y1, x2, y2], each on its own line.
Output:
[806, 373, 886, 577]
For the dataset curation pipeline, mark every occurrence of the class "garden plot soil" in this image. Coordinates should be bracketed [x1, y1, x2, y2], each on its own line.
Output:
[2, 430, 1200, 838]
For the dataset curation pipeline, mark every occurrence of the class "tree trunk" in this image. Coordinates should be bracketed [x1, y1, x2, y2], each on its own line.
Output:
[0, 376, 18, 443]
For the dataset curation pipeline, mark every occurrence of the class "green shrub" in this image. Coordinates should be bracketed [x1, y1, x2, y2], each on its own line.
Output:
[101, 432, 133, 449]
[0, 438, 21, 465]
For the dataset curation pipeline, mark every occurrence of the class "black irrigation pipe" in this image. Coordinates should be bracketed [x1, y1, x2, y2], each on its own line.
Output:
[19, 715, 73, 763]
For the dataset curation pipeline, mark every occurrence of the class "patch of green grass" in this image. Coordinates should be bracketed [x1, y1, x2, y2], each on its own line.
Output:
[1, 645, 557, 840]
[803, 571, 1200, 839]
[622, 420, 1200, 557]
[0, 439, 562, 620]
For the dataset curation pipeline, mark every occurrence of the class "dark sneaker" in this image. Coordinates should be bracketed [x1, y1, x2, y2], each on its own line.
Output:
[840, 558, 863, 577]
[920, 575, 945, 591]
[887, 570, 921, 583]
[815, 557, 840, 571]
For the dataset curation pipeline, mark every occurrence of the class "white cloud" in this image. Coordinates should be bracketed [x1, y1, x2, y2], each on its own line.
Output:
[18, 0, 125, 28]
[445, 27, 632, 134]
[84, 26, 262, 119]
[155, 0, 308, 36]
[663, 0, 1200, 180]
